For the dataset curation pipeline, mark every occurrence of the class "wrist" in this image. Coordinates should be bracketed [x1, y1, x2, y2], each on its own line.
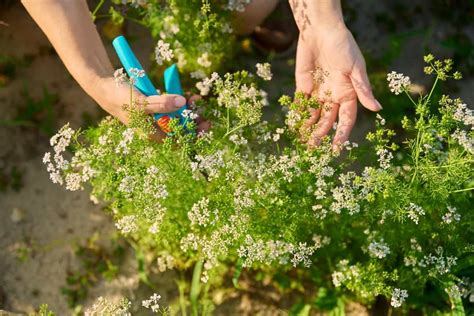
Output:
[291, 0, 346, 34]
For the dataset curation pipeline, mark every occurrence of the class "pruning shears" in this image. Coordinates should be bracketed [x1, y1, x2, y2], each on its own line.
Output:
[112, 35, 190, 134]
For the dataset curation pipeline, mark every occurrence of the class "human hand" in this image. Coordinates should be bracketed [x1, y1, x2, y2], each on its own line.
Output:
[91, 77, 210, 139]
[295, 24, 382, 150]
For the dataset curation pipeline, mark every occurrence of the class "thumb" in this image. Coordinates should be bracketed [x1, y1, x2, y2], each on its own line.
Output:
[144, 94, 187, 114]
[350, 62, 382, 112]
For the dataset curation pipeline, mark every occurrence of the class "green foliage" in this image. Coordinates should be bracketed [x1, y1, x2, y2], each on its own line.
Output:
[45, 54, 474, 314]
[0, 85, 58, 136]
[28, 304, 56, 316]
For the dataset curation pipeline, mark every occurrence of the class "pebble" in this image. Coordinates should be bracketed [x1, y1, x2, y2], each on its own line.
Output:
[10, 207, 25, 223]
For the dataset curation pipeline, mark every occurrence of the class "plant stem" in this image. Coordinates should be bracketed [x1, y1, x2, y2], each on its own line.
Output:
[177, 277, 188, 316]
[224, 124, 245, 138]
[190, 260, 203, 316]
[91, 0, 105, 21]
[425, 75, 439, 106]
[226, 107, 230, 134]
[450, 187, 473, 193]
[410, 74, 440, 185]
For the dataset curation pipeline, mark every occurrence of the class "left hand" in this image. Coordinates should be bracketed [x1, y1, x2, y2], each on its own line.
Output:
[295, 24, 382, 150]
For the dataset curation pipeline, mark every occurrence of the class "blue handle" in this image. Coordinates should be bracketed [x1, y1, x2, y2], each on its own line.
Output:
[112, 35, 158, 97]
[112, 36, 191, 134]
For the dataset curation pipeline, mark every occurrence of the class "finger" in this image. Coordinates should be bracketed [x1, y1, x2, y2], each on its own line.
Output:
[332, 99, 357, 150]
[197, 120, 211, 134]
[302, 107, 321, 129]
[350, 63, 382, 112]
[309, 102, 339, 147]
[144, 94, 187, 114]
[295, 37, 315, 95]
[188, 95, 202, 104]
[188, 95, 202, 110]
[299, 107, 321, 142]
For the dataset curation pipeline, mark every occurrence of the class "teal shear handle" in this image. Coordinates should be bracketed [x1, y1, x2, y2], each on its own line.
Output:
[112, 35, 188, 133]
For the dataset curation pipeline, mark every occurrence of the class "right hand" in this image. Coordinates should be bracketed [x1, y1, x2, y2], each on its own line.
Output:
[91, 77, 210, 139]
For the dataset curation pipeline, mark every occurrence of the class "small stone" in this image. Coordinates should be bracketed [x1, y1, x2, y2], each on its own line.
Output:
[10, 208, 25, 223]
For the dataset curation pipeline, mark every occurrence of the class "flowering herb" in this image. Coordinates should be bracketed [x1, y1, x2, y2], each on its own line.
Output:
[45, 56, 473, 313]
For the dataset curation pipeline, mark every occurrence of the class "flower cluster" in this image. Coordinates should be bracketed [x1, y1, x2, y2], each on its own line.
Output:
[155, 40, 174, 65]
[85, 297, 131, 316]
[142, 293, 161, 313]
[387, 71, 411, 95]
[256, 62, 272, 81]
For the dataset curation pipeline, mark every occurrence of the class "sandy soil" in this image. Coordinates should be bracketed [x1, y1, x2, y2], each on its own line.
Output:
[0, 4, 140, 314]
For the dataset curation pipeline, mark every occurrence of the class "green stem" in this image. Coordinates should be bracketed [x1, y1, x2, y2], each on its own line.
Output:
[91, 0, 105, 21]
[410, 74, 440, 185]
[421, 160, 474, 169]
[190, 260, 203, 316]
[450, 187, 473, 193]
[424, 75, 439, 107]
[177, 277, 188, 316]
[404, 90, 418, 107]
[224, 124, 245, 138]
[226, 107, 230, 134]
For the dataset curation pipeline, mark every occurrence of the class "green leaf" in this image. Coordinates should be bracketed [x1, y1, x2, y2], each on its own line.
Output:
[232, 258, 243, 288]
[328, 298, 345, 316]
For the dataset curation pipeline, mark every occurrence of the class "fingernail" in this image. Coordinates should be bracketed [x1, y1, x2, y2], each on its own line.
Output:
[174, 96, 186, 108]
[376, 100, 383, 110]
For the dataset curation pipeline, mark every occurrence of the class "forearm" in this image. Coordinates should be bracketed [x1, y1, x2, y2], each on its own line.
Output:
[22, 0, 113, 99]
[290, 0, 345, 34]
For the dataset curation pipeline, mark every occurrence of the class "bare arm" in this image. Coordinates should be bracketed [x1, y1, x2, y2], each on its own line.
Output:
[22, 0, 186, 125]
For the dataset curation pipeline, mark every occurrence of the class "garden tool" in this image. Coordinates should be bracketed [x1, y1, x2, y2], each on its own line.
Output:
[112, 35, 190, 135]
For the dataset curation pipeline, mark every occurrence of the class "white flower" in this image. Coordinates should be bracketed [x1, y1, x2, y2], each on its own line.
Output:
[155, 40, 174, 65]
[85, 296, 131, 316]
[376, 148, 393, 169]
[197, 52, 212, 68]
[406, 203, 425, 224]
[453, 102, 474, 127]
[182, 109, 198, 120]
[142, 293, 162, 313]
[418, 247, 457, 275]
[188, 197, 211, 226]
[256, 63, 272, 81]
[114, 68, 128, 86]
[368, 239, 390, 259]
[221, 23, 233, 33]
[196, 72, 220, 96]
[190, 150, 224, 180]
[157, 255, 175, 272]
[451, 129, 474, 154]
[190, 70, 206, 79]
[387, 71, 411, 95]
[65, 173, 83, 191]
[118, 175, 135, 195]
[115, 215, 138, 235]
[42, 152, 51, 164]
[229, 134, 248, 146]
[391, 288, 408, 308]
[376, 113, 386, 125]
[116, 128, 135, 155]
[129, 67, 145, 78]
[442, 206, 461, 224]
